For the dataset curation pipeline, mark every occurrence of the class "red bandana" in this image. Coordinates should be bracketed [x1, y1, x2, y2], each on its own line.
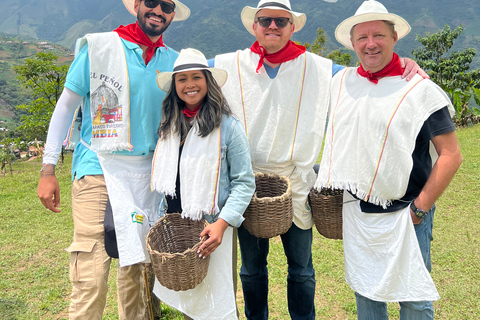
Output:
[250, 40, 306, 73]
[182, 106, 201, 118]
[114, 22, 166, 65]
[357, 53, 404, 84]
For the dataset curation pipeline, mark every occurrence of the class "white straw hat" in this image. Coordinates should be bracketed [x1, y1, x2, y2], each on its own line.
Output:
[241, 0, 306, 36]
[335, 0, 410, 50]
[156, 48, 228, 92]
[122, 0, 190, 21]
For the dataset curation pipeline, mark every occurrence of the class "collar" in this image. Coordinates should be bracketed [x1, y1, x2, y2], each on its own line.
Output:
[121, 39, 168, 53]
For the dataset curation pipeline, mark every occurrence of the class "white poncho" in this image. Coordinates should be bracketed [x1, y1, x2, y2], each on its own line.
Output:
[216, 50, 332, 229]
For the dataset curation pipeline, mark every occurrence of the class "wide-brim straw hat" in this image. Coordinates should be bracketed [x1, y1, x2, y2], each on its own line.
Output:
[156, 48, 228, 92]
[241, 0, 306, 36]
[123, 0, 190, 21]
[335, 0, 410, 50]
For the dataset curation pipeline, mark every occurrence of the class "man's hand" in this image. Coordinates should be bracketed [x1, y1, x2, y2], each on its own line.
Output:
[197, 218, 229, 258]
[37, 164, 61, 213]
[400, 57, 429, 81]
[409, 207, 423, 225]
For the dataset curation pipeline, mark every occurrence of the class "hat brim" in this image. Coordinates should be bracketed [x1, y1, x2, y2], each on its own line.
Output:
[156, 68, 229, 92]
[335, 13, 411, 50]
[122, 0, 190, 21]
[241, 6, 306, 36]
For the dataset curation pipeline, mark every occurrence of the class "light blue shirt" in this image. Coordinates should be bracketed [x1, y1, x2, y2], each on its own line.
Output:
[65, 38, 179, 179]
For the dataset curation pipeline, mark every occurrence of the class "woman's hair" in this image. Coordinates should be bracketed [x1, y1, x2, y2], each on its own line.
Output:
[158, 69, 232, 140]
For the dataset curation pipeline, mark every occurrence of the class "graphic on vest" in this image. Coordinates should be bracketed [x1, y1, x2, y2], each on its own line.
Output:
[305, 198, 311, 212]
[91, 82, 123, 138]
[131, 212, 144, 225]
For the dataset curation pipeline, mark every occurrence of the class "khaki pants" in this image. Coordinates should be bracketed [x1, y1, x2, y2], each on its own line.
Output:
[67, 175, 146, 320]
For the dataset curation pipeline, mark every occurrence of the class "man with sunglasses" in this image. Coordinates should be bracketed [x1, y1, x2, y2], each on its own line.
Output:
[212, 0, 427, 319]
[37, 0, 189, 319]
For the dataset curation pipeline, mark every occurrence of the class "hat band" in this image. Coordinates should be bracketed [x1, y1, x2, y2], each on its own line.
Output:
[258, 2, 291, 10]
[173, 63, 208, 72]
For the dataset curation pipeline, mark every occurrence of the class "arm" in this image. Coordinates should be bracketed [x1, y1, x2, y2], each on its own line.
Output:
[410, 131, 463, 224]
[199, 120, 255, 257]
[400, 57, 429, 81]
[37, 88, 84, 212]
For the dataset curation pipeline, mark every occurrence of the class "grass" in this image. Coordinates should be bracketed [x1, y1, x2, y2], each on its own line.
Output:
[1, 124, 479, 319]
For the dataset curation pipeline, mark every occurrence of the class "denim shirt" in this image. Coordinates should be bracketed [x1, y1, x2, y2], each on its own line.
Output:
[159, 115, 255, 227]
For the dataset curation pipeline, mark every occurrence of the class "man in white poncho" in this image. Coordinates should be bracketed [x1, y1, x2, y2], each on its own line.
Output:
[212, 0, 425, 319]
[315, 1, 462, 319]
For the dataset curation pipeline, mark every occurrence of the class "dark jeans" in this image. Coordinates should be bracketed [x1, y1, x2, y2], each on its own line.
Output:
[238, 223, 316, 320]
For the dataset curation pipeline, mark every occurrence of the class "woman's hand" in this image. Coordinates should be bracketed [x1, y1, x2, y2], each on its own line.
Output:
[197, 218, 229, 258]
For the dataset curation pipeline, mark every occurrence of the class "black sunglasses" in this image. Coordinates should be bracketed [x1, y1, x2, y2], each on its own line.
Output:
[255, 17, 292, 28]
[143, 0, 176, 14]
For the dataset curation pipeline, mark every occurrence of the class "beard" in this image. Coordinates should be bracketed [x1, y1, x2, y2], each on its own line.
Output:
[137, 12, 172, 37]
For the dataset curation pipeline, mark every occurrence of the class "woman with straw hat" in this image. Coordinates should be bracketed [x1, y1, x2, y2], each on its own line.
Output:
[151, 48, 255, 319]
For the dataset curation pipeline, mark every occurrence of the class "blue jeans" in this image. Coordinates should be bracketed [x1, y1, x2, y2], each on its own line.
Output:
[238, 223, 316, 320]
[355, 205, 435, 320]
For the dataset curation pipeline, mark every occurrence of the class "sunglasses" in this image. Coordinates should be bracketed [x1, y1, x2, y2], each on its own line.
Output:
[255, 17, 292, 28]
[143, 0, 176, 14]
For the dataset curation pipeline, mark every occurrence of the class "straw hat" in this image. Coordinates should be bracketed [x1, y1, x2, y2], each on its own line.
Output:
[241, 0, 306, 36]
[122, 0, 190, 21]
[156, 48, 228, 92]
[335, 0, 410, 50]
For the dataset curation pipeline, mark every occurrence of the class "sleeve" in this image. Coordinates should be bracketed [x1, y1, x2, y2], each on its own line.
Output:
[43, 43, 91, 165]
[218, 120, 255, 228]
[332, 63, 345, 76]
[42, 88, 84, 165]
[64, 44, 90, 97]
[207, 58, 215, 68]
[417, 106, 455, 142]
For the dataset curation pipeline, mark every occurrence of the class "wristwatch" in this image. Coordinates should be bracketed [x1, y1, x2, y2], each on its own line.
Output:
[410, 201, 427, 220]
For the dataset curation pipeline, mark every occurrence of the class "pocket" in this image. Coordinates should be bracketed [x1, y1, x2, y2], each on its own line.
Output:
[65, 241, 97, 283]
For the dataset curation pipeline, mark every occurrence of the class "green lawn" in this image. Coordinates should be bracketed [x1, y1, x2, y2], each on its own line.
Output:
[1, 124, 479, 319]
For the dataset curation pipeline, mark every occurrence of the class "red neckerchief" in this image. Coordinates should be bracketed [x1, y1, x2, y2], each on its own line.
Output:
[357, 53, 404, 84]
[114, 22, 166, 65]
[182, 106, 201, 118]
[250, 40, 306, 73]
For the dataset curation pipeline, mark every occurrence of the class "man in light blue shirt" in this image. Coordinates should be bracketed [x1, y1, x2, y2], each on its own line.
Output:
[37, 1, 190, 318]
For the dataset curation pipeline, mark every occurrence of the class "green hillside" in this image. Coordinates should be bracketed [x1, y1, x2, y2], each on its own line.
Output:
[0, 0, 479, 122]
[0, 0, 479, 64]
[0, 34, 73, 125]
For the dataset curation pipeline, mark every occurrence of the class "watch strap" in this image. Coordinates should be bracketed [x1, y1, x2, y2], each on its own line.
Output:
[410, 201, 427, 219]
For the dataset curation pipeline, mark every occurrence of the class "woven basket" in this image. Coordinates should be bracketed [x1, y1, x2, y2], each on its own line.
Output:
[243, 173, 293, 239]
[309, 188, 344, 240]
[146, 213, 210, 291]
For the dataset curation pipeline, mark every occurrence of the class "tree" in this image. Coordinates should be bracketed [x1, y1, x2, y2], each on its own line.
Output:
[305, 28, 327, 56]
[0, 134, 26, 175]
[412, 25, 480, 126]
[327, 50, 352, 67]
[298, 27, 352, 67]
[14, 52, 69, 141]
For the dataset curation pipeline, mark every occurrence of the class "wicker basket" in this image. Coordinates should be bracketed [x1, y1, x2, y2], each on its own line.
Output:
[146, 213, 210, 291]
[309, 188, 344, 240]
[243, 173, 293, 239]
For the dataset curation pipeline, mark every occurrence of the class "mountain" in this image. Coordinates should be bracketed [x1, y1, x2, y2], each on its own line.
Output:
[1, 0, 479, 66]
[1, 0, 480, 122]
